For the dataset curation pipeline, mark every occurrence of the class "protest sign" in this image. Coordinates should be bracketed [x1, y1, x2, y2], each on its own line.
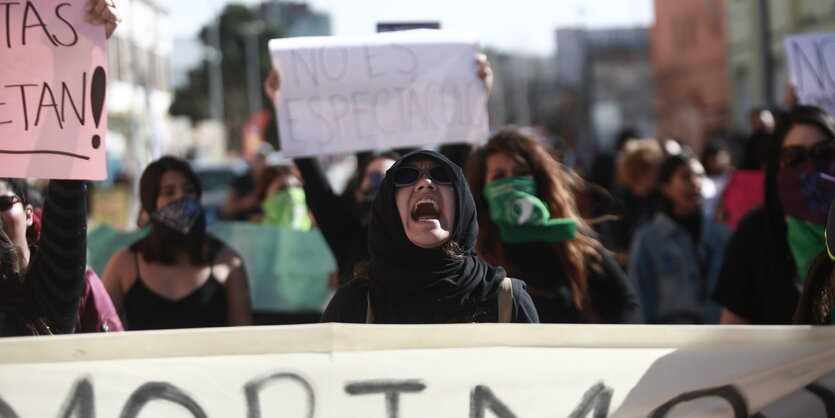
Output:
[269, 30, 489, 157]
[784, 32, 835, 117]
[0, 324, 833, 417]
[0, 0, 108, 179]
[87, 221, 335, 313]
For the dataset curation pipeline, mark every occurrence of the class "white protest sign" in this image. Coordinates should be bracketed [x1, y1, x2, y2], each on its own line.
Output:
[784, 32, 835, 117]
[0, 324, 834, 417]
[0, 0, 108, 179]
[269, 30, 489, 157]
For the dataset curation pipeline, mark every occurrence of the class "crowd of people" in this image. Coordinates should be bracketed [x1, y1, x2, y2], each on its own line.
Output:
[2, 2, 834, 337]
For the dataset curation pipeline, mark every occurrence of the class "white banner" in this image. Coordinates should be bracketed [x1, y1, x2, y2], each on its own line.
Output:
[268, 30, 489, 157]
[784, 32, 835, 116]
[0, 324, 833, 417]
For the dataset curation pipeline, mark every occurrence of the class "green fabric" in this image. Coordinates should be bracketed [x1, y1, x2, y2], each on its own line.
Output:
[87, 221, 335, 313]
[786, 216, 826, 280]
[483, 177, 576, 243]
[261, 187, 311, 231]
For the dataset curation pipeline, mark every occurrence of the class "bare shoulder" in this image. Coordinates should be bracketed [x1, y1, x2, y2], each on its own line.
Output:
[105, 247, 136, 273]
[211, 244, 246, 285]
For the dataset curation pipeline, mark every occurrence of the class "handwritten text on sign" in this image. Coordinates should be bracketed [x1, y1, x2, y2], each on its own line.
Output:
[269, 30, 488, 157]
[784, 32, 835, 117]
[0, 0, 108, 180]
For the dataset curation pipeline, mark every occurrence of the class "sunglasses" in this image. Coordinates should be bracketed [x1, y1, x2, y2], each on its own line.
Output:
[392, 166, 453, 187]
[0, 195, 21, 212]
[780, 141, 835, 169]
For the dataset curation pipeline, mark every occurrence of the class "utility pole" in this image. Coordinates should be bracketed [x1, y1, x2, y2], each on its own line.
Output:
[241, 20, 266, 117]
[757, 0, 774, 107]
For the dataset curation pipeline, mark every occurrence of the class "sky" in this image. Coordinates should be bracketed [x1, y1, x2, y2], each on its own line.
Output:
[166, 0, 655, 57]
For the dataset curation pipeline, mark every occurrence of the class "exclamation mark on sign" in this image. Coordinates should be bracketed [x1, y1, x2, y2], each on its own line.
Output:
[90, 66, 106, 149]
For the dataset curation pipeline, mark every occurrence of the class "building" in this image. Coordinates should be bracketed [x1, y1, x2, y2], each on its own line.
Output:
[260, 2, 332, 38]
[726, 0, 835, 131]
[652, 0, 728, 154]
[555, 28, 654, 158]
[107, 0, 173, 175]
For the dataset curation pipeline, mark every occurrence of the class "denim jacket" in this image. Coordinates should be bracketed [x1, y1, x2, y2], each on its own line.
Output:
[628, 212, 731, 324]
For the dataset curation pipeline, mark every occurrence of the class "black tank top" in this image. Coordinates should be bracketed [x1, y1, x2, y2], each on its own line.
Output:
[124, 251, 228, 330]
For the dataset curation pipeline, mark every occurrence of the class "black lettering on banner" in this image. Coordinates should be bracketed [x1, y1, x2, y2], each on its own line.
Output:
[35, 82, 62, 129]
[282, 97, 302, 141]
[4, 83, 36, 130]
[363, 45, 384, 79]
[440, 80, 461, 125]
[0, 395, 19, 418]
[22, 1, 57, 47]
[469, 385, 518, 418]
[568, 382, 612, 418]
[344, 379, 426, 418]
[119, 382, 208, 418]
[244, 372, 315, 418]
[0, 101, 10, 125]
[328, 93, 350, 141]
[56, 378, 94, 418]
[307, 95, 334, 142]
[291, 49, 319, 87]
[391, 43, 418, 80]
[350, 91, 372, 140]
[372, 88, 395, 134]
[791, 40, 829, 91]
[52, 3, 78, 47]
[1, 2, 20, 49]
[318, 46, 348, 81]
[60, 72, 86, 125]
[649, 384, 749, 418]
[805, 382, 835, 417]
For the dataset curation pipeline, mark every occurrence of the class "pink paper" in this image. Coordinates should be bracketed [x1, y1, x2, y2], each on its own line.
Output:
[0, 0, 108, 180]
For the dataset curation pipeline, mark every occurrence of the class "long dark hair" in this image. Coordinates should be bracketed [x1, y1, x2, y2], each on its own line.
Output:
[794, 251, 834, 325]
[0, 225, 50, 335]
[131, 156, 220, 265]
[656, 153, 699, 214]
[763, 106, 835, 287]
[467, 129, 602, 318]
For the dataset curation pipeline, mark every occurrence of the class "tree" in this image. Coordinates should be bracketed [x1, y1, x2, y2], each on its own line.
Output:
[169, 4, 282, 151]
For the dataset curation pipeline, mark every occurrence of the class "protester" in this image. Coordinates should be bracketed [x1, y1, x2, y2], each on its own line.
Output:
[255, 159, 311, 230]
[739, 107, 775, 170]
[714, 105, 835, 324]
[2, 179, 124, 333]
[628, 154, 731, 324]
[793, 187, 834, 326]
[597, 139, 664, 267]
[465, 130, 639, 323]
[322, 150, 539, 323]
[221, 142, 274, 221]
[102, 156, 252, 330]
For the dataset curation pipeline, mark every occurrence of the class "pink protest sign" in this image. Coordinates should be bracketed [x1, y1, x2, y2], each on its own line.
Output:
[719, 170, 765, 230]
[0, 0, 108, 180]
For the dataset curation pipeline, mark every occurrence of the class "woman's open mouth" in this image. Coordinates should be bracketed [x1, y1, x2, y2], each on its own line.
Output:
[411, 198, 441, 222]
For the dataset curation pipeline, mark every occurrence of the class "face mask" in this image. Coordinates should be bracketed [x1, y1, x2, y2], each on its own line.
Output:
[151, 196, 204, 235]
[483, 177, 576, 244]
[261, 187, 311, 230]
[777, 158, 835, 225]
[786, 216, 826, 280]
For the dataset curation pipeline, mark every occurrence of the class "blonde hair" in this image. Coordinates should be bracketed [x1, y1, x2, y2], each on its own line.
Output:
[616, 139, 664, 188]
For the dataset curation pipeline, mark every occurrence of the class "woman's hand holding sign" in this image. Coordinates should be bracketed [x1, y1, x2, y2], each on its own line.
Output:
[85, 0, 120, 39]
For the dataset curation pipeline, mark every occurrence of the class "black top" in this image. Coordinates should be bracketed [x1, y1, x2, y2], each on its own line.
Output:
[295, 157, 368, 285]
[124, 252, 227, 330]
[0, 181, 87, 336]
[504, 243, 642, 323]
[321, 278, 539, 323]
[667, 209, 702, 243]
[223, 171, 258, 221]
[712, 206, 799, 324]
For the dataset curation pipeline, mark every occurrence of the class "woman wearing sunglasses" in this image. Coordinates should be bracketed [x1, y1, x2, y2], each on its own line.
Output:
[714, 105, 835, 324]
[466, 130, 641, 323]
[322, 150, 539, 323]
[0, 179, 88, 336]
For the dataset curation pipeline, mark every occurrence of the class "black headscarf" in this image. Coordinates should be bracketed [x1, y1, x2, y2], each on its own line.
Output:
[367, 150, 506, 313]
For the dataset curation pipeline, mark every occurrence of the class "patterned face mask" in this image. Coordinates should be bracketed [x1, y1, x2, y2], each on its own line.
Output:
[151, 197, 204, 235]
[483, 177, 576, 244]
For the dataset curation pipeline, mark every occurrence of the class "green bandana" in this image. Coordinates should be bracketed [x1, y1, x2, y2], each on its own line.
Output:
[786, 216, 825, 280]
[261, 187, 311, 230]
[483, 177, 576, 244]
